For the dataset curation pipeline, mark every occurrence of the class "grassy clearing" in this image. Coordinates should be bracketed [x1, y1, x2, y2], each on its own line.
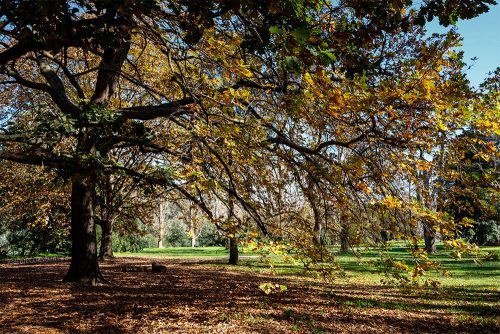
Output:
[115, 246, 232, 258]
[3, 245, 499, 333]
[119, 244, 500, 290]
[114, 245, 499, 331]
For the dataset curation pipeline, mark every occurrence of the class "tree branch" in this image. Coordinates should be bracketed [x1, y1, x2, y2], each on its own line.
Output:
[36, 53, 79, 116]
[117, 97, 195, 120]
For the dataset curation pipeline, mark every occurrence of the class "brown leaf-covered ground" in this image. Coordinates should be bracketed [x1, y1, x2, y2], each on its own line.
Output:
[0, 258, 498, 333]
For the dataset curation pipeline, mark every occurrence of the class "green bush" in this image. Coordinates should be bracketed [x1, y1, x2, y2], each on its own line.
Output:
[463, 220, 500, 246]
[106, 219, 152, 252]
[197, 223, 226, 247]
[0, 217, 70, 257]
[165, 220, 191, 247]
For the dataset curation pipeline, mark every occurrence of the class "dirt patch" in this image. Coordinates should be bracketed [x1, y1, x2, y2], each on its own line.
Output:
[0, 258, 498, 333]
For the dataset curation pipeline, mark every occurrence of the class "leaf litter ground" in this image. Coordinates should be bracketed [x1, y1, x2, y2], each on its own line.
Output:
[0, 257, 498, 333]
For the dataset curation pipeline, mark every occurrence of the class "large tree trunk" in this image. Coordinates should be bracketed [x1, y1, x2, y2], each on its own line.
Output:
[64, 174, 102, 285]
[190, 232, 196, 248]
[99, 218, 114, 260]
[311, 203, 322, 246]
[99, 174, 114, 260]
[228, 237, 238, 265]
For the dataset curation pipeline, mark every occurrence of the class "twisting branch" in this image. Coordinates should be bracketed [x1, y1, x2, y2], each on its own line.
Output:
[36, 53, 79, 117]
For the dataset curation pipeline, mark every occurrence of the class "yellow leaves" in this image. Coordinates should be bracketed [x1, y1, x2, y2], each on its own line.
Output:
[232, 59, 253, 78]
[421, 78, 435, 99]
[460, 217, 474, 228]
[303, 72, 314, 86]
[381, 196, 401, 209]
[443, 238, 479, 259]
[394, 260, 410, 272]
[436, 119, 448, 132]
[258, 282, 287, 295]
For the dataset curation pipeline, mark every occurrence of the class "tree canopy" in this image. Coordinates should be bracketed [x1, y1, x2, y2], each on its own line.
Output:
[0, 0, 498, 285]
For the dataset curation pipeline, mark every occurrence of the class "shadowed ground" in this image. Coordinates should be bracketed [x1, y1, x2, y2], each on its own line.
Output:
[0, 258, 498, 333]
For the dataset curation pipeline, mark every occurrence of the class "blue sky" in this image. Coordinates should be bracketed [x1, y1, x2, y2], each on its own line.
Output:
[428, 4, 500, 87]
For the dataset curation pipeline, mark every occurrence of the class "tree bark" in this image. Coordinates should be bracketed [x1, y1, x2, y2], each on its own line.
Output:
[64, 174, 102, 285]
[228, 237, 238, 265]
[99, 218, 114, 260]
[311, 203, 322, 246]
[424, 225, 436, 254]
[189, 204, 197, 247]
[190, 232, 196, 248]
[339, 211, 350, 253]
[227, 195, 238, 265]
[99, 174, 114, 260]
[158, 202, 165, 248]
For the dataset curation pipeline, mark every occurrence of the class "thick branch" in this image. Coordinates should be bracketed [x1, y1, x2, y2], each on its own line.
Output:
[91, 40, 131, 106]
[0, 151, 74, 169]
[36, 53, 79, 116]
[117, 97, 195, 120]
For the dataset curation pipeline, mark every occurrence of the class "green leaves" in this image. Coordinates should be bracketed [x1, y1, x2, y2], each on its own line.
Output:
[79, 104, 120, 125]
[283, 56, 303, 72]
[291, 26, 310, 45]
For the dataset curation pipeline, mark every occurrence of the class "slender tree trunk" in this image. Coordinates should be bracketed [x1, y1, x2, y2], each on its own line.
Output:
[228, 237, 238, 265]
[64, 173, 102, 285]
[424, 225, 436, 254]
[339, 211, 349, 253]
[158, 202, 164, 248]
[310, 196, 322, 246]
[227, 195, 238, 265]
[158, 226, 164, 248]
[188, 204, 197, 247]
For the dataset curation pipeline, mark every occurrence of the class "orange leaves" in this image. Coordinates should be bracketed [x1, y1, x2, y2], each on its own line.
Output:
[356, 182, 372, 194]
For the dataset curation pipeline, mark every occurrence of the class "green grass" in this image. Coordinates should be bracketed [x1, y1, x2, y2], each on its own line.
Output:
[331, 244, 500, 288]
[116, 243, 500, 289]
[115, 246, 232, 258]
[0, 252, 70, 260]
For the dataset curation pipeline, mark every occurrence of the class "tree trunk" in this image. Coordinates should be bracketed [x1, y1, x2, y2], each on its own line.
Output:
[158, 202, 165, 248]
[228, 237, 238, 265]
[339, 211, 349, 253]
[99, 218, 114, 260]
[381, 230, 390, 243]
[312, 204, 322, 246]
[98, 174, 114, 260]
[64, 174, 102, 285]
[227, 195, 238, 265]
[424, 225, 436, 254]
[189, 204, 197, 247]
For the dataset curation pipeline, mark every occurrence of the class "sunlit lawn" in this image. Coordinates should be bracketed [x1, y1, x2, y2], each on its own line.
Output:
[115, 243, 499, 327]
[116, 246, 233, 258]
[4, 243, 499, 331]
[116, 243, 500, 289]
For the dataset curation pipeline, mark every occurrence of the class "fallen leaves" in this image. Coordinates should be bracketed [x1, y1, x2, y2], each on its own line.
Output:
[0, 258, 498, 333]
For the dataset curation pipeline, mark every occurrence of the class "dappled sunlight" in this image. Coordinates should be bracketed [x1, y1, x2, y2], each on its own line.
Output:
[1, 258, 498, 333]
